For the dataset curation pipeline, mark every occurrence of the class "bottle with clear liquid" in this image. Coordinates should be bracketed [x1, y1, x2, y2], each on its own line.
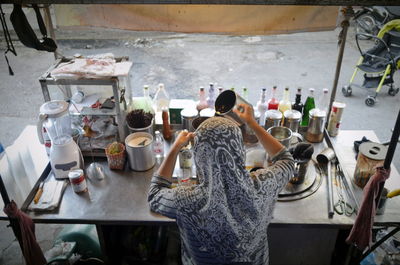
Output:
[301, 88, 316, 126]
[143, 85, 155, 114]
[318, 88, 330, 114]
[153, 130, 164, 159]
[197, 87, 208, 111]
[256, 88, 268, 127]
[206, 83, 216, 109]
[242, 87, 249, 102]
[267, 86, 279, 110]
[278, 87, 292, 114]
[218, 87, 224, 94]
[292, 87, 304, 113]
[153, 83, 170, 112]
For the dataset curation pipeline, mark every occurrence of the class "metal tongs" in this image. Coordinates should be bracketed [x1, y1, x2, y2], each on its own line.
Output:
[334, 170, 355, 216]
[335, 161, 359, 214]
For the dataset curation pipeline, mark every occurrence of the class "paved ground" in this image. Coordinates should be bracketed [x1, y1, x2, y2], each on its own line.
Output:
[1, 26, 399, 264]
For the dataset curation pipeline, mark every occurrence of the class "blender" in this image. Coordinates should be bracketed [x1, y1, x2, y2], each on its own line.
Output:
[37, 100, 83, 179]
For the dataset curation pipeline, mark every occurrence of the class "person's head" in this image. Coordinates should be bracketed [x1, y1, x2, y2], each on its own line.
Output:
[193, 117, 246, 184]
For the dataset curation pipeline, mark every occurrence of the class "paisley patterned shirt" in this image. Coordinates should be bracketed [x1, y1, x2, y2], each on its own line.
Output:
[148, 117, 294, 265]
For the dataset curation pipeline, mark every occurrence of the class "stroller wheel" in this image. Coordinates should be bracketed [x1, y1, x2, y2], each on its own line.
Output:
[388, 87, 399, 96]
[365, 96, 376, 107]
[342, 86, 352, 97]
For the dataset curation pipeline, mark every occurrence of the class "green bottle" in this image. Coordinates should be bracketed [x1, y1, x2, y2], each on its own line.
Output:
[301, 88, 315, 126]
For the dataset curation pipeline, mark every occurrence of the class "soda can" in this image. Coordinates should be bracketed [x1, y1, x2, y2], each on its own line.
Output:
[68, 169, 88, 193]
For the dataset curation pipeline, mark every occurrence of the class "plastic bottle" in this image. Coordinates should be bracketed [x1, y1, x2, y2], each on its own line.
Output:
[267, 86, 279, 110]
[278, 87, 292, 114]
[196, 87, 208, 111]
[206, 83, 216, 109]
[218, 87, 224, 94]
[301, 88, 316, 127]
[319, 88, 330, 113]
[153, 130, 164, 159]
[242, 87, 249, 102]
[256, 88, 268, 127]
[153, 83, 170, 113]
[292, 87, 304, 114]
[143, 85, 155, 114]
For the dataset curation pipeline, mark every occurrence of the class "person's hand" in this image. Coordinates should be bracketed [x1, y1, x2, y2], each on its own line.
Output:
[173, 130, 195, 150]
[233, 103, 257, 127]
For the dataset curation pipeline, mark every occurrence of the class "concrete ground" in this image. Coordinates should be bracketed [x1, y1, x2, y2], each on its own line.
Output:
[1, 25, 400, 264]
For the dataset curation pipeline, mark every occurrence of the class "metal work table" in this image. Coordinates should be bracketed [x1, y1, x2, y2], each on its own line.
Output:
[20, 130, 400, 226]
[5, 129, 398, 264]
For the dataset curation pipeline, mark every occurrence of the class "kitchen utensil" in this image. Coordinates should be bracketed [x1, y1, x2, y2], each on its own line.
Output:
[214, 90, 258, 144]
[334, 173, 355, 216]
[317, 147, 336, 218]
[267, 126, 292, 148]
[283, 109, 302, 133]
[353, 142, 387, 188]
[125, 132, 155, 171]
[265, 110, 282, 130]
[86, 138, 105, 180]
[37, 100, 71, 144]
[336, 161, 360, 212]
[50, 135, 83, 179]
[33, 182, 44, 204]
[181, 108, 198, 132]
[306, 108, 327, 143]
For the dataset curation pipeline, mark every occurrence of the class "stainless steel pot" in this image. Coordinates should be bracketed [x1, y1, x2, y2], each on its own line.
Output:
[306, 109, 326, 143]
[181, 108, 199, 132]
[267, 126, 292, 148]
[265, 110, 282, 130]
[283, 109, 302, 133]
[125, 132, 155, 171]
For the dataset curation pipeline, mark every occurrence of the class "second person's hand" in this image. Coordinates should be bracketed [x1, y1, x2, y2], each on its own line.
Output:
[173, 130, 196, 150]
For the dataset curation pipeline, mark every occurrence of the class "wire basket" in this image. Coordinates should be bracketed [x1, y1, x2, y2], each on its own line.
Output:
[105, 142, 126, 170]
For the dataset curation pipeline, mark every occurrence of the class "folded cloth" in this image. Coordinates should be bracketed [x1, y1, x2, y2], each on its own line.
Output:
[28, 177, 67, 212]
[4, 200, 47, 265]
[346, 166, 391, 250]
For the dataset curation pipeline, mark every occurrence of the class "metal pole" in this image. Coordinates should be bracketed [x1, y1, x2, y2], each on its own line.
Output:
[326, 6, 354, 128]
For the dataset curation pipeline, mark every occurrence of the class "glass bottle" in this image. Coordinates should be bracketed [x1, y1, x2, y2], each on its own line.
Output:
[256, 88, 268, 127]
[196, 87, 208, 111]
[267, 86, 279, 110]
[242, 87, 249, 102]
[301, 88, 316, 126]
[206, 83, 216, 109]
[153, 83, 170, 113]
[292, 87, 304, 113]
[230, 87, 235, 91]
[278, 87, 292, 114]
[218, 87, 224, 94]
[162, 109, 172, 140]
[153, 130, 164, 159]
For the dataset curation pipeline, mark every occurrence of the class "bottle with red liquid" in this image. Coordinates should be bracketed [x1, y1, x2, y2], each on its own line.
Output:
[267, 86, 279, 110]
[196, 87, 208, 111]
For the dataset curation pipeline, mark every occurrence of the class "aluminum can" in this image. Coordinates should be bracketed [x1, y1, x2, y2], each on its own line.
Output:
[327, 102, 346, 137]
[68, 169, 87, 193]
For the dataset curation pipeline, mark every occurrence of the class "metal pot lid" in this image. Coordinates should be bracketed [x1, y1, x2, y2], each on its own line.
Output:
[199, 108, 215, 117]
[359, 142, 387, 161]
[181, 108, 198, 118]
[309, 108, 326, 118]
[40, 100, 69, 117]
[284, 109, 301, 119]
[266, 109, 282, 119]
